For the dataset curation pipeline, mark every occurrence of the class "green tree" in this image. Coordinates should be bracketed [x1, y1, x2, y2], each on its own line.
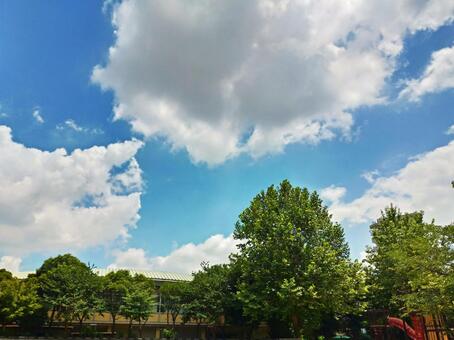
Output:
[181, 263, 239, 338]
[37, 254, 101, 335]
[72, 267, 102, 332]
[0, 273, 41, 332]
[233, 180, 366, 338]
[181, 278, 207, 333]
[120, 275, 155, 338]
[0, 275, 16, 331]
[366, 207, 453, 335]
[36, 254, 86, 277]
[101, 270, 131, 335]
[218, 260, 257, 337]
[0, 269, 13, 282]
[36, 254, 89, 329]
[160, 282, 187, 330]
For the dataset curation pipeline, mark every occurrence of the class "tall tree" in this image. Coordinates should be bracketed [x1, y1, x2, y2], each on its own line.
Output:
[37, 254, 101, 335]
[0, 273, 41, 332]
[72, 267, 102, 332]
[101, 270, 131, 335]
[36, 254, 88, 329]
[120, 275, 155, 338]
[366, 206, 453, 334]
[182, 263, 239, 338]
[181, 277, 208, 334]
[233, 180, 366, 338]
[160, 282, 187, 330]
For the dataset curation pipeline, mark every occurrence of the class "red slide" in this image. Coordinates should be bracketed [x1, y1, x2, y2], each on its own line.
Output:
[387, 317, 422, 340]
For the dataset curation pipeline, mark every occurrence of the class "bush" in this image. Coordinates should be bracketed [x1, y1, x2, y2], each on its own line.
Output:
[161, 328, 177, 339]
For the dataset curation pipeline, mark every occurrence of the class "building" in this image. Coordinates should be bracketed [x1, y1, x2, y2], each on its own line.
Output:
[12, 268, 213, 339]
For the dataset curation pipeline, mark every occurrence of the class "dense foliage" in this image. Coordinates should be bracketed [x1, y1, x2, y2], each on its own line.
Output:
[120, 275, 156, 338]
[101, 269, 131, 334]
[233, 180, 367, 337]
[366, 206, 453, 336]
[0, 180, 452, 338]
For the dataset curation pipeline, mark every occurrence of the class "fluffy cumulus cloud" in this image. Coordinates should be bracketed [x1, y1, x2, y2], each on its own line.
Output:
[400, 45, 454, 101]
[0, 255, 22, 272]
[326, 139, 454, 225]
[320, 185, 346, 203]
[109, 234, 239, 273]
[0, 125, 143, 255]
[93, 0, 454, 165]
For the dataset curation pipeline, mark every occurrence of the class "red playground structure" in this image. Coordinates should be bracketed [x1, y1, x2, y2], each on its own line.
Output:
[368, 310, 450, 340]
[387, 316, 425, 340]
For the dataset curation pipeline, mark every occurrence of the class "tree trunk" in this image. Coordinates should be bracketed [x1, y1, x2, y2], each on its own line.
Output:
[221, 324, 226, 340]
[211, 325, 217, 340]
[79, 318, 83, 334]
[48, 306, 56, 329]
[247, 325, 253, 340]
[128, 319, 133, 339]
[291, 314, 301, 338]
[172, 315, 177, 330]
[111, 314, 116, 337]
[64, 319, 69, 338]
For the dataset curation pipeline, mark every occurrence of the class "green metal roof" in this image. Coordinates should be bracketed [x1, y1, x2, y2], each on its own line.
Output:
[12, 268, 193, 282]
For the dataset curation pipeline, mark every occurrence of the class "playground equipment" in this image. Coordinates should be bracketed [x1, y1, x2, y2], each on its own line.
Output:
[387, 316, 424, 340]
[368, 310, 450, 340]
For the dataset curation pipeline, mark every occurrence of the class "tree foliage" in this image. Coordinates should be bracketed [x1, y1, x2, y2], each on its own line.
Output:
[0, 180, 451, 338]
[366, 206, 453, 322]
[120, 275, 155, 338]
[160, 281, 187, 328]
[101, 269, 131, 334]
[233, 180, 367, 337]
[0, 271, 41, 330]
[36, 254, 101, 334]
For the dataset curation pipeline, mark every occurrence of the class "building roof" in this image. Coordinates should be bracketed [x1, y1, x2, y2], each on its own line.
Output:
[94, 268, 193, 282]
[12, 268, 193, 282]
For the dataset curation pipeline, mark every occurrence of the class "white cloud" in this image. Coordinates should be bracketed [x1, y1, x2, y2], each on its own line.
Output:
[92, 0, 454, 165]
[400, 45, 454, 101]
[361, 170, 380, 184]
[446, 124, 454, 135]
[326, 139, 454, 225]
[0, 125, 143, 255]
[0, 255, 22, 272]
[109, 234, 239, 274]
[57, 119, 103, 135]
[109, 248, 150, 269]
[32, 109, 44, 124]
[63, 119, 84, 132]
[320, 185, 346, 203]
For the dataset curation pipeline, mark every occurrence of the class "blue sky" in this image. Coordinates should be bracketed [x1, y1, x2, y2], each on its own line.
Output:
[0, 0, 453, 273]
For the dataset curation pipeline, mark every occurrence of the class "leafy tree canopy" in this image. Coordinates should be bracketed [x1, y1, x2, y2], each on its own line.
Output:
[366, 206, 453, 321]
[0, 275, 41, 328]
[233, 180, 366, 337]
[101, 270, 132, 333]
